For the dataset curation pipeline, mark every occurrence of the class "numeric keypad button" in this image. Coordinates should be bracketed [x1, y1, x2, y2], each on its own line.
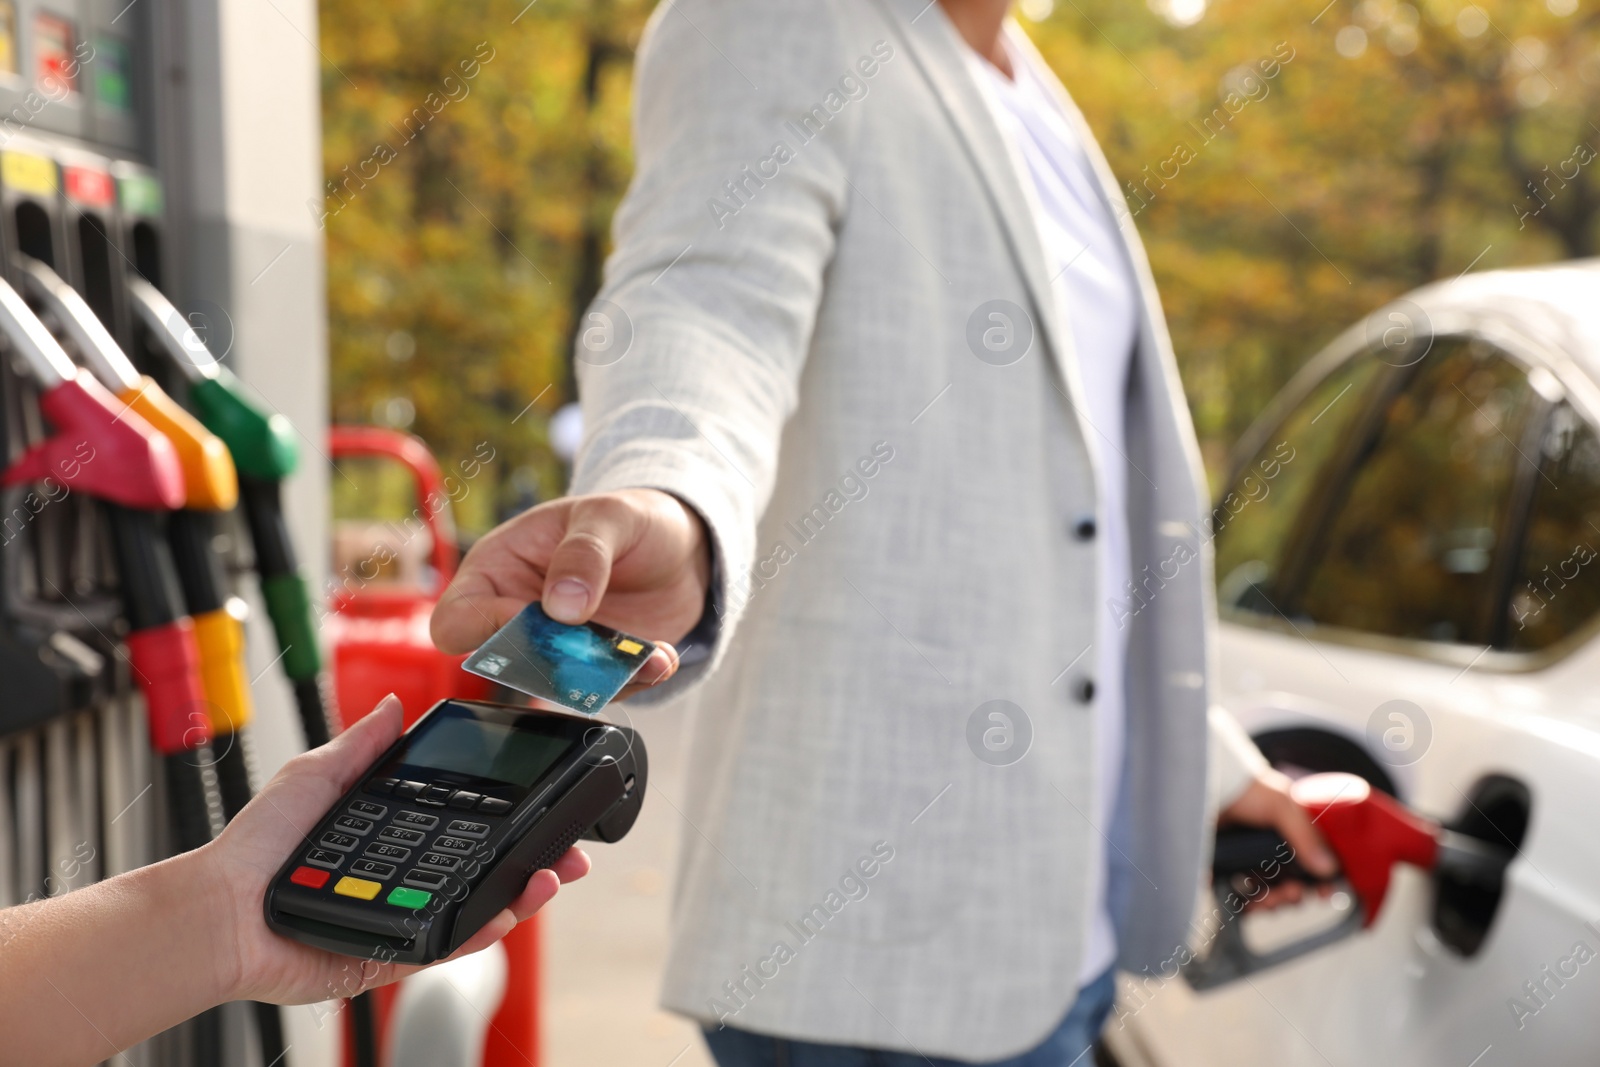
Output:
[350, 859, 397, 880]
[363, 843, 411, 862]
[402, 869, 448, 890]
[394, 811, 440, 830]
[379, 826, 426, 846]
[335, 815, 374, 835]
[320, 832, 360, 852]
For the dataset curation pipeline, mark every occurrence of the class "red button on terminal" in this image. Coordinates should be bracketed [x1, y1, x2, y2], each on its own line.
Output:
[290, 865, 331, 889]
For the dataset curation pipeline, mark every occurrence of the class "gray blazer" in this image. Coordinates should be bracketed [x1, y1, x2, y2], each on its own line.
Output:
[571, 0, 1264, 1058]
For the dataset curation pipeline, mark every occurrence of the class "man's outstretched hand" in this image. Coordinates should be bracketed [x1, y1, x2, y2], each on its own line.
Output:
[431, 488, 713, 696]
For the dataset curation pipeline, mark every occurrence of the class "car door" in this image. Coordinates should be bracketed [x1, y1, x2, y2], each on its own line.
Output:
[1112, 333, 1600, 1067]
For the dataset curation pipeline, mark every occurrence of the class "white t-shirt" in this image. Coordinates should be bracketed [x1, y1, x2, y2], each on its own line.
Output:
[967, 36, 1140, 987]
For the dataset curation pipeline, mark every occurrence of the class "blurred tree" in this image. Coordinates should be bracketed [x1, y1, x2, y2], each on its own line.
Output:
[318, 0, 649, 533]
[321, 0, 1598, 512]
[1028, 0, 1600, 476]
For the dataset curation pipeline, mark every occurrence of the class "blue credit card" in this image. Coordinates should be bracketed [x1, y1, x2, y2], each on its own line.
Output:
[462, 602, 657, 715]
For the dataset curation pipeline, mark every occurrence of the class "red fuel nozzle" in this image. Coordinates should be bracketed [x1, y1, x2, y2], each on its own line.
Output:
[126, 620, 212, 754]
[1286, 773, 1442, 926]
[1, 370, 185, 510]
[1212, 772, 1514, 927]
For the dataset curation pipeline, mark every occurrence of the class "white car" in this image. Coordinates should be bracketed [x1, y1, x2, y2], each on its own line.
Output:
[1108, 260, 1600, 1067]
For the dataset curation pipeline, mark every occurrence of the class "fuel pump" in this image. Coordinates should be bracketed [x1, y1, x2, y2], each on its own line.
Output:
[0, 138, 226, 1063]
[1, 226, 217, 839]
[1184, 773, 1516, 990]
[0, 279, 191, 875]
[0, 4, 329, 1064]
[126, 275, 337, 750]
[0, 292, 116, 888]
[0, 282, 121, 910]
[36, 172, 298, 1064]
[103, 165, 262, 813]
[127, 268, 373, 1067]
[0, 136, 130, 920]
[45, 159, 255, 817]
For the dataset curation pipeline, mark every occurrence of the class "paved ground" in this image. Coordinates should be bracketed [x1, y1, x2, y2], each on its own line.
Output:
[542, 703, 716, 1067]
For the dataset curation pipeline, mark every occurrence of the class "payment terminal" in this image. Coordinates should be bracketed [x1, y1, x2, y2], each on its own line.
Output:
[264, 698, 646, 964]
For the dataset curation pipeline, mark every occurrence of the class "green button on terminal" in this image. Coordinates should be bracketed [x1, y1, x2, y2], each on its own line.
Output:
[387, 886, 432, 909]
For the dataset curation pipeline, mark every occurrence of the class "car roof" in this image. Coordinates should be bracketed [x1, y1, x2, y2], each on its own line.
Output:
[1228, 257, 1600, 487]
[1403, 257, 1600, 371]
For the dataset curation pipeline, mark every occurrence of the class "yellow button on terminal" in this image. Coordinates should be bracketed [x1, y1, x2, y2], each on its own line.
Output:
[333, 876, 382, 901]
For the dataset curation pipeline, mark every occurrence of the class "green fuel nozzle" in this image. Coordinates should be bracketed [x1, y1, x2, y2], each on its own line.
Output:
[126, 275, 299, 481]
[189, 369, 299, 481]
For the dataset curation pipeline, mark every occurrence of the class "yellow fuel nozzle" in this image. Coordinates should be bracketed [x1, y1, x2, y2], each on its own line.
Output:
[193, 597, 253, 734]
[119, 377, 239, 511]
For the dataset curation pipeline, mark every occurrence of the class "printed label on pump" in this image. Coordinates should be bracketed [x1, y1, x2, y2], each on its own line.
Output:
[93, 36, 130, 111]
[117, 172, 162, 217]
[0, 3, 18, 77]
[32, 12, 75, 95]
[63, 165, 112, 206]
[2, 150, 55, 196]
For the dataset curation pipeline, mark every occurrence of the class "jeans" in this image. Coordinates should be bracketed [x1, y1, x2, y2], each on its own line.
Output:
[702, 967, 1118, 1067]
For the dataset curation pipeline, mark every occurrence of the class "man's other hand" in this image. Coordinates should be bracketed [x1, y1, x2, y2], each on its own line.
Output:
[430, 488, 712, 696]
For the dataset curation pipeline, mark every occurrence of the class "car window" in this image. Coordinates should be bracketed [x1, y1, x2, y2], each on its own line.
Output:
[1214, 357, 1382, 615]
[1295, 338, 1539, 644]
[1506, 404, 1600, 652]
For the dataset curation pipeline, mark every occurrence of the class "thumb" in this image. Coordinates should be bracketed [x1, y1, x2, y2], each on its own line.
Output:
[299, 693, 405, 794]
[1276, 797, 1339, 879]
[541, 498, 633, 624]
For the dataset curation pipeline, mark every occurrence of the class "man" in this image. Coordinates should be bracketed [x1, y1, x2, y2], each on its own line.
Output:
[432, 0, 1335, 1062]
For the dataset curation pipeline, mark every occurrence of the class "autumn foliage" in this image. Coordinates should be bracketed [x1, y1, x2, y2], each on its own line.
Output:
[319, 0, 1598, 521]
